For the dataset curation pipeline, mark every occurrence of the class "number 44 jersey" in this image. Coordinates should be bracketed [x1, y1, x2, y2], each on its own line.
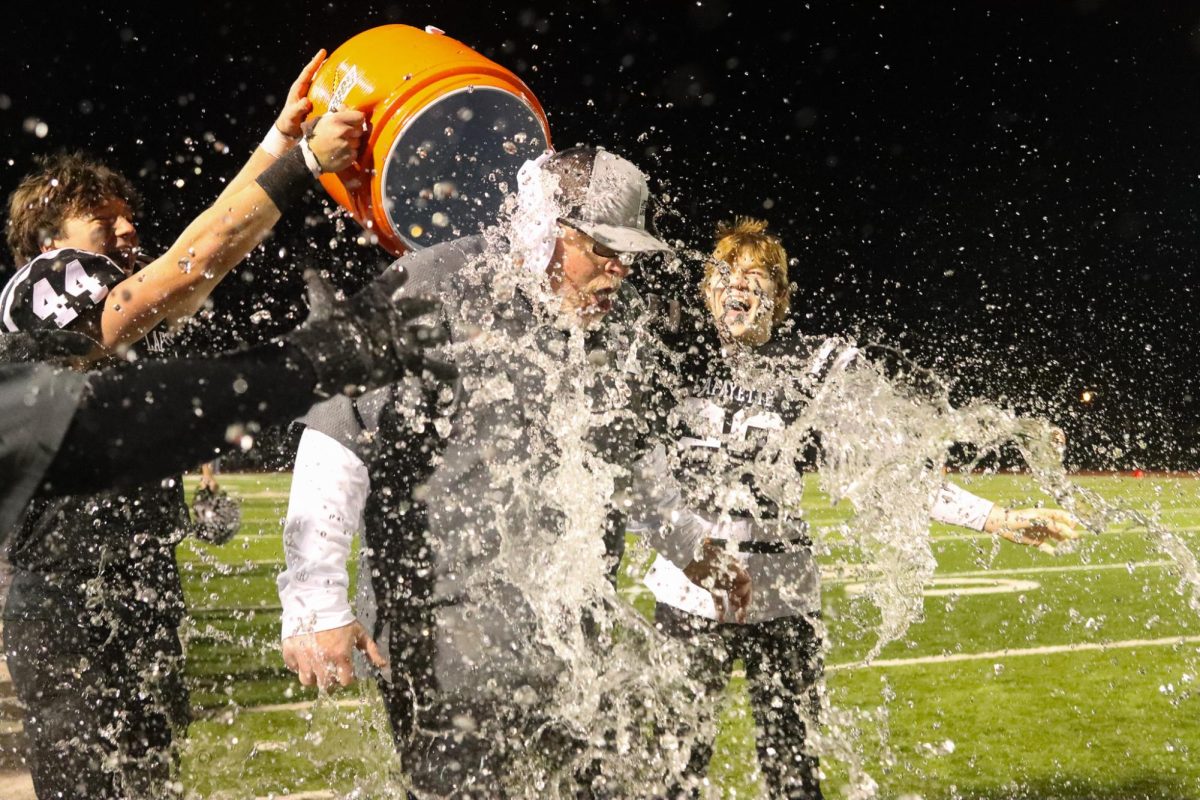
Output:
[0, 247, 189, 631]
[1, 248, 126, 342]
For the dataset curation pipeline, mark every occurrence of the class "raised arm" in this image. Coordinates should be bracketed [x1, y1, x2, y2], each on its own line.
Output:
[98, 107, 364, 349]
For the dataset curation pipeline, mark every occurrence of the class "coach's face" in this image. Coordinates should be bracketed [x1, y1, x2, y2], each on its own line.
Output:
[547, 223, 632, 327]
[46, 196, 140, 272]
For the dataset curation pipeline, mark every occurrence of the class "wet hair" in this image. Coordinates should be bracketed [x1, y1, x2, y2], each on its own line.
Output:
[5, 151, 140, 265]
[706, 216, 791, 322]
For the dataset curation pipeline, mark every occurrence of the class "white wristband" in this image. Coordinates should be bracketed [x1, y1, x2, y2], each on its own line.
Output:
[260, 125, 298, 159]
[930, 482, 995, 531]
[299, 136, 324, 177]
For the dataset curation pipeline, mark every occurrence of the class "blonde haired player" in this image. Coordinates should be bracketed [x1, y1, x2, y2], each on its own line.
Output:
[636, 217, 1079, 798]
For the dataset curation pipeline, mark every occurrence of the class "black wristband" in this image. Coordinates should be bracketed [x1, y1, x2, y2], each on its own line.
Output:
[255, 146, 311, 211]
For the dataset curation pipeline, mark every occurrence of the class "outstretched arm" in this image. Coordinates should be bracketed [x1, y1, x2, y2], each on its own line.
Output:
[37, 264, 450, 498]
[931, 481, 1081, 552]
[42, 341, 320, 495]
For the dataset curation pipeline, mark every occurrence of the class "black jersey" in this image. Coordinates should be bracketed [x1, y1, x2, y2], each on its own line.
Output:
[670, 329, 856, 524]
[645, 325, 857, 622]
[0, 249, 188, 626]
[0, 249, 126, 342]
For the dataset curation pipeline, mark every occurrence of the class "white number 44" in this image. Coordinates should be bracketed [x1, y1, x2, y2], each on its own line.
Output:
[30, 258, 109, 328]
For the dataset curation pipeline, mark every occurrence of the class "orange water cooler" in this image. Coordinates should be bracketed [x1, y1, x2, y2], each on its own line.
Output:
[307, 24, 552, 255]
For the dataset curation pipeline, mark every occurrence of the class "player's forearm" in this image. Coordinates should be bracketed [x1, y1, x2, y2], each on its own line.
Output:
[213, 147, 278, 207]
[99, 148, 313, 349]
[99, 187, 282, 347]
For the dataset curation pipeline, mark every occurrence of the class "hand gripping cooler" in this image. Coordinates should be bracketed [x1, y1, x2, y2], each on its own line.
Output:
[307, 24, 552, 255]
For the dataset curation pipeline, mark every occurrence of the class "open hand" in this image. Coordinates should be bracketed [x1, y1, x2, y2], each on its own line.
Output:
[984, 506, 1082, 554]
[276, 49, 326, 139]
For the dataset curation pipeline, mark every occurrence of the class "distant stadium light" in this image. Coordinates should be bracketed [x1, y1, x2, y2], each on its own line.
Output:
[1081, 390, 1095, 404]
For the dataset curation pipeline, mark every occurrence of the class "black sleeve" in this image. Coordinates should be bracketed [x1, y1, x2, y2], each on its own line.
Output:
[40, 342, 319, 496]
[0, 363, 89, 536]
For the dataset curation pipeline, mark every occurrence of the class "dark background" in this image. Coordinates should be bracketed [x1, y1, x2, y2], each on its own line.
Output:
[1, 0, 1197, 469]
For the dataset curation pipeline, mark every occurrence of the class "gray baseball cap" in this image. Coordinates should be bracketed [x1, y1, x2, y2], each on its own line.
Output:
[550, 147, 673, 254]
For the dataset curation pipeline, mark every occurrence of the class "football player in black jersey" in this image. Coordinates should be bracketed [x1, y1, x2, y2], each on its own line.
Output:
[1, 52, 364, 354]
[0, 53, 370, 800]
[638, 218, 1080, 799]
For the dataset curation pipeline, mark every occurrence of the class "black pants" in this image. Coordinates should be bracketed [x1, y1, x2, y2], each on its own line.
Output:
[4, 613, 189, 799]
[655, 604, 824, 800]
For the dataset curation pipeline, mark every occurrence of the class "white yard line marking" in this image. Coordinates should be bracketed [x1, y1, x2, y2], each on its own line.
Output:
[924, 525, 1200, 542]
[208, 637, 1200, 710]
[223, 523, 1200, 544]
[822, 559, 1175, 584]
[198, 697, 371, 720]
[190, 605, 283, 614]
[936, 560, 1174, 578]
[829, 634, 1200, 672]
[242, 697, 368, 714]
[183, 553, 1183, 573]
[842, 577, 1042, 597]
[219, 533, 288, 540]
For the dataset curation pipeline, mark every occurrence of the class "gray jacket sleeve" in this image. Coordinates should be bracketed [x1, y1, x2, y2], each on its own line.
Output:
[299, 389, 387, 462]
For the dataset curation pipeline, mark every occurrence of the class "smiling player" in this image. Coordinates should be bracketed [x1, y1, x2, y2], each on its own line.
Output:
[635, 217, 1081, 799]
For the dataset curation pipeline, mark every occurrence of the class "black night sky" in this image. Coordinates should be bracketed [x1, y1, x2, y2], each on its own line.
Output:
[2, 1, 1198, 468]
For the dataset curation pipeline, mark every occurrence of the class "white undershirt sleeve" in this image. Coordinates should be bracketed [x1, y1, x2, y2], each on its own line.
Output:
[930, 481, 995, 531]
[276, 427, 371, 639]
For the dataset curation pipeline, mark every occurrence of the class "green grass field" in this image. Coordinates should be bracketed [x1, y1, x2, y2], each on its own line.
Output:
[174, 473, 1200, 799]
